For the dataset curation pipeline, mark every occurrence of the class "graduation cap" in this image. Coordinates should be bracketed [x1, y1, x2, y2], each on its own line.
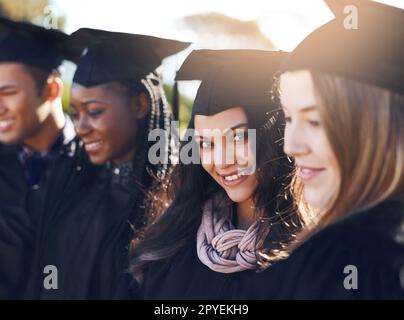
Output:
[283, 0, 404, 94]
[69, 28, 191, 87]
[175, 49, 288, 127]
[0, 16, 77, 70]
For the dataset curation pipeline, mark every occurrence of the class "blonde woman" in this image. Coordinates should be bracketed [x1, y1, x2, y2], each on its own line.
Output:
[234, 0, 404, 299]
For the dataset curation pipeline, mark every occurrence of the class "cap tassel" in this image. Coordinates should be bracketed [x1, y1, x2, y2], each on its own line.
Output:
[172, 80, 179, 121]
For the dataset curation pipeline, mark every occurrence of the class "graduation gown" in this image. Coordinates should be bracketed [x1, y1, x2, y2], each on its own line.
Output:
[0, 145, 34, 299]
[0, 120, 75, 299]
[138, 201, 404, 300]
[26, 147, 143, 299]
[138, 238, 258, 300]
[231, 201, 404, 299]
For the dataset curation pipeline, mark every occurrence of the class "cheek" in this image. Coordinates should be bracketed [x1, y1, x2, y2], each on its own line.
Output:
[316, 130, 338, 171]
[327, 156, 340, 196]
[15, 96, 40, 125]
[87, 118, 106, 136]
[248, 174, 258, 191]
[104, 113, 138, 149]
[91, 111, 122, 138]
[200, 148, 214, 167]
[4, 94, 27, 115]
[235, 142, 256, 170]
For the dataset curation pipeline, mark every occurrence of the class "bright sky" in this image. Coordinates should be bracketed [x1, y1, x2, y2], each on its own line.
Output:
[52, 0, 404, 50]
[51, 0, 404, 95]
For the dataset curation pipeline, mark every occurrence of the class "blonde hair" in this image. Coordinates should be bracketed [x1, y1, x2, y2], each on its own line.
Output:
[291, 71, 404, 242]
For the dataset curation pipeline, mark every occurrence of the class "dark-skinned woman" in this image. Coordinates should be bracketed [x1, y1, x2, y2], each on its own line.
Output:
[25, 28, 189, 299]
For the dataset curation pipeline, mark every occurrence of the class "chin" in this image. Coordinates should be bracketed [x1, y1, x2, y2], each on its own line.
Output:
[88, 155, 108, 166]
[225, 189, 254, 204]
[0, 132, 20, 145]
[304, 187, 332, 210]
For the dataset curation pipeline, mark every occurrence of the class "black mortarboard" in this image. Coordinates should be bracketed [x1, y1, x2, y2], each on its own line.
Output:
[0, 16, 77, 70]
[69, 28, 191, 87]
[283, 0, 404, 94]
[176, 49, 288, 127]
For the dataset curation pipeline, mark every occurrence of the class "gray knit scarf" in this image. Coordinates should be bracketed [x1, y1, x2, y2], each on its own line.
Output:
[196, 193, 268, 273]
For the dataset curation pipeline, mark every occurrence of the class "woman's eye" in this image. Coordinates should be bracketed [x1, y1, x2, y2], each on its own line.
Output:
[308, 120, 321, 127]
[88, 109, 104, 117]
[70, 108, 79, 119]
[284, 116, 292, 123]
[200, 140, 212, 150]
[2, 90, 17, 96]
[232, 131, 247, 143]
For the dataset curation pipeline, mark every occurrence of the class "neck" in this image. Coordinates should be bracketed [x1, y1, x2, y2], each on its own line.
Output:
[236, 197, 256, 230]
[22, 101, 65, 152]
[111, 148, 136, 167]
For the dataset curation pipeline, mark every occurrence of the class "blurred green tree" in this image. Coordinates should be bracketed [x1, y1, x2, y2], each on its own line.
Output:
[182, 12, 274, 49]
[0, 0, 70, 111]
[164, 84, 193, 134]
[0, 0, 65, 29]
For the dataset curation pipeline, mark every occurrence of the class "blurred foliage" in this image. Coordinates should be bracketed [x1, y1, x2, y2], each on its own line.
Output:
[62, 81, 71, 114]
[0, 0, 48, 21]
[0, 0, 69, 111]
[163, 84, 193, 134]
[0, 0, 65, 30]
[183, 12, 274, 49]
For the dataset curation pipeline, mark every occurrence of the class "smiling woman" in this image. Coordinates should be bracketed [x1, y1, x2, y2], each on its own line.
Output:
[194, 107, 258, 210]
[232, 0, 404, 300]
[281, 70, 340, 211]
[129, 49, 304, 299]
[25, 28, 190, 299]
[70, 82, 147, 165]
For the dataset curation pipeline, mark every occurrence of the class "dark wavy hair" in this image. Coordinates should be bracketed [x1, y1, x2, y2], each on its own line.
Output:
[129, 98, 304, 282]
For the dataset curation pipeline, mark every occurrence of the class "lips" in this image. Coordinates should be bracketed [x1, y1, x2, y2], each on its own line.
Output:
[0, 119, 15, 133]
[83, 139, 104, 153]
[298, 166, 325, 181]
[218, 168, 251, 187]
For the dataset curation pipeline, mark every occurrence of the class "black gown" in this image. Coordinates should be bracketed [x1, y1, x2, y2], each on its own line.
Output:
[25, 146, 145, 299]
[0, 145, 34, 299]
[0, 121, 75, 299]
[138, 203, 267, 300]
[231, 201, 404, 299]
[139, 239, 257, 300]
[138, 201, 404, 300]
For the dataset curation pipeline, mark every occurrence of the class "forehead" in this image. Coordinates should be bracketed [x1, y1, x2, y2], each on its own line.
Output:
[280, 70, 317, 111]
[194, 107, 247, 132]
[71, 82, 126, 101]
[0, 62, 34, 83]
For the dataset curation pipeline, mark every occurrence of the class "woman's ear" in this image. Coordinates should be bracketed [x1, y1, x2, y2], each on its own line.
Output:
[133, 92, 150, 120]
[43, 76, 63, 102]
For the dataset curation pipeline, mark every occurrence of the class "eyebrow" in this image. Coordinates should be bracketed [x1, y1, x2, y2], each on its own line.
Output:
[222, 123, 249, 135]
[282, 105, 317, 113]
[195, 122, 248, 140]
[300, 105, 317, 113]
[81, 100, 108, 107]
